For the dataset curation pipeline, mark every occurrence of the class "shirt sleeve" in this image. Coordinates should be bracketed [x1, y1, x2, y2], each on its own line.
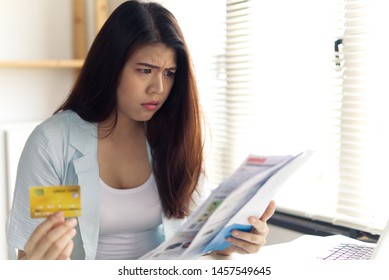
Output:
[6, 126, 62, 251]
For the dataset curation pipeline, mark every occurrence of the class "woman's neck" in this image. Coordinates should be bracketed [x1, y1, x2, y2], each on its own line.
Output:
[98, 114, 145, 142]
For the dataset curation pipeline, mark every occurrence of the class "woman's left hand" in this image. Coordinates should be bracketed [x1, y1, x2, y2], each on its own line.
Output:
[215, 200, 276, 256]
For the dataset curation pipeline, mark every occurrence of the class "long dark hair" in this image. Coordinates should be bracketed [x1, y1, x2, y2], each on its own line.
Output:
[56, 0, 204, 219]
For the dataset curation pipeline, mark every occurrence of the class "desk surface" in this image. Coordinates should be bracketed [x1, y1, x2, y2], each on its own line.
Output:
[266, 224, 304, 245]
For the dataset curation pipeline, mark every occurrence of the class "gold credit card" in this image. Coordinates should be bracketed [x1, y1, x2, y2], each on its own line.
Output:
[29, 185, 81, 218]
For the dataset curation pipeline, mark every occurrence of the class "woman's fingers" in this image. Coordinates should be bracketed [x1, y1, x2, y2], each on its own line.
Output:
[23, 212, 77, 260]
[43, 230, 76, 259]
[24, 212, 65, 258]
[227, 227, 267, 254]
[221, 201, 277, 255]
[57, 239, 75, 260]
[37, 218, 77, 260]
[259, 200, 276, 222]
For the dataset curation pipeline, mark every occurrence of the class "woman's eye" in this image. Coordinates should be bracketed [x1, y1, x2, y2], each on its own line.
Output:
[164, 70, 175, 78]
[138, 69, 152, 74]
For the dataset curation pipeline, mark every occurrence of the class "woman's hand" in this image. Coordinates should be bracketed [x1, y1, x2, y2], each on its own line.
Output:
[215, 200, 276, 256]
[19, 211, 77, 260]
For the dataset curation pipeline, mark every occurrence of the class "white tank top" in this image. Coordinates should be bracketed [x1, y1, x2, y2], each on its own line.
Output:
[95, 174, 163, 260]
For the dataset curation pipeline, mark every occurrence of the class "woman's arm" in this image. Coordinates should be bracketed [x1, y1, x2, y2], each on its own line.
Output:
[8, 122, 77, 259]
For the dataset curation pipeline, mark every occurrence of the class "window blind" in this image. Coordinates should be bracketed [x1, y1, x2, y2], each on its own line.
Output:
[204, 0, 257, 186]
[164, 0, 389, 234]
[334, 0, 389, 232]
[206, 0, 389, 234]
[222, 0, 255, 176]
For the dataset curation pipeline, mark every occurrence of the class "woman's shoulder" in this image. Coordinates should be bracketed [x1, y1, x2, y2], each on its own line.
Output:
[28, 110, 96, 148]
[34, 110, 93, 136]
[36, 110, 80, 129]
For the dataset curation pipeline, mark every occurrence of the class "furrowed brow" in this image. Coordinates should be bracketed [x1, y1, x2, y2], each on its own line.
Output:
[137, 62, 160, 69]
[137, 62, 176, 71]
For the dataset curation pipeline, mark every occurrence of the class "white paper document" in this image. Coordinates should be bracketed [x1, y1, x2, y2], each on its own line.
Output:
[141, 150, 313, 260]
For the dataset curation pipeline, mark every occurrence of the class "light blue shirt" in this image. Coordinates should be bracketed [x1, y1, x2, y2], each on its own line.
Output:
[7, 110, 206, 259]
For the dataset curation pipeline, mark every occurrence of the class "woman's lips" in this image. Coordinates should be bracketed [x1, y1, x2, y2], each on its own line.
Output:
[142, 101, 159, 111]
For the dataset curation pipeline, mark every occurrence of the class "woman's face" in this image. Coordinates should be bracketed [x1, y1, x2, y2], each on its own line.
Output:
[116, 43, 177, 123]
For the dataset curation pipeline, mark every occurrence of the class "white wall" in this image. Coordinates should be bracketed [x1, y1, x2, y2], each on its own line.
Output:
[0, 0, 75, 123]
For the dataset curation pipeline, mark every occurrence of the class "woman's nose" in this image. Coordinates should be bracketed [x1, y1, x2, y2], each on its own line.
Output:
[148, 74, 164, 94]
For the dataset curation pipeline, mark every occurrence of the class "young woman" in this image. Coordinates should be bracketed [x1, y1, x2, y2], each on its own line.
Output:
[7, 0, 275, 260]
